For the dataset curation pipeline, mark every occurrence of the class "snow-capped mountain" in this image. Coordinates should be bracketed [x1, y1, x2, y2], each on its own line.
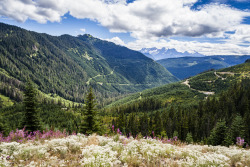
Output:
[140, 47, 204, 60]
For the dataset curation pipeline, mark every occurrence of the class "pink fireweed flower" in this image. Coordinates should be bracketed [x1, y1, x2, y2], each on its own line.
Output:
[0, 129, 71, 143]
[173, 136, 178, 141]
[236, 137, 245, 146]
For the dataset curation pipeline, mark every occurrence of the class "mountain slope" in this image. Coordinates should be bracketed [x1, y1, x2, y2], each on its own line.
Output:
[78, 35, 176, 85]
[106, 61, 250, 111]
[0, 23, 177, 104]
[140, 47, 204, 60]
[157, 55, 250, 80]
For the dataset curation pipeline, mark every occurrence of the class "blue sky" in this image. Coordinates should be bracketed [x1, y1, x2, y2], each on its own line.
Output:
[0, 0, 250, 55]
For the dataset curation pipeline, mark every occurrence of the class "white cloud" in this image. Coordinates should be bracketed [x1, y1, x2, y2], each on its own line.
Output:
[1, 0, 249, 36]
[126, 38, 250, 55]
[0, 0, 250, 55]
[105, 36, 126, 46]
[0, 0, 67, 23]
[80, 28, 86, 33]
[227, 25, 250, 44]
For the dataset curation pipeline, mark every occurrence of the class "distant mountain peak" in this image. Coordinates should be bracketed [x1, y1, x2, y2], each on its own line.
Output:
[140, 47, 205, 60]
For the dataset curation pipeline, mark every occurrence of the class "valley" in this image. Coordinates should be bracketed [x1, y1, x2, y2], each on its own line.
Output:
[1, 0, 250, 165]
[157, 55, 250, 80]
[0, 23, 177, 106]
[0, 23, 249, 167]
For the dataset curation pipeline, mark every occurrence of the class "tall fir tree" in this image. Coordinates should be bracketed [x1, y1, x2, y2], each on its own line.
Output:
[117, 112, 126, 135]
[154, 111, 163, 136]
[22, 80, 41, 132]
[80, 87, 99, 135]
[140, 113, 149, 136]
[0, 114, 6, 134]
[231, 114, 245, 142]
[0, 97, 3, 109]
[208, 120, 227, 146]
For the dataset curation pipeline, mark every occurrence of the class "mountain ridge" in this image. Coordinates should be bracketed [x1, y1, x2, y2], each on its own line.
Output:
[0, 22, 178, 104]
[140, 47, 204, 60]
[157, 55, 250, 79]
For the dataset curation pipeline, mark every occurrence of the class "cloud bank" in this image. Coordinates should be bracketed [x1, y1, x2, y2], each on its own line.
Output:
[0, 0, 250, 55]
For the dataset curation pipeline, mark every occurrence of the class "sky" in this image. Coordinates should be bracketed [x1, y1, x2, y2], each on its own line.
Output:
[0, 0, 250, 55]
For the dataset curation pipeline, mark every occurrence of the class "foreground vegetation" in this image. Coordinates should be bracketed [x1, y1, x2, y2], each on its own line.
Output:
[0, 133, 249, 167]
[1, 79, 249, 147]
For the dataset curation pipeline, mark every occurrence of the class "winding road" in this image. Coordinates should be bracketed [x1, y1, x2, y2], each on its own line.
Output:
[182, 79, 215, 96]
[86, 67, 117, 85]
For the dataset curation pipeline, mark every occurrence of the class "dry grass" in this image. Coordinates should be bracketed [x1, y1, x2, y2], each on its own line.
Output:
[86, 133, 99, 146]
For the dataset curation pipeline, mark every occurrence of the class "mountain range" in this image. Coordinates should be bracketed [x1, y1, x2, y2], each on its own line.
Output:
[140, 47, 204, 60]
[0, 23, 177, 105]
[157, 55, 250, 80]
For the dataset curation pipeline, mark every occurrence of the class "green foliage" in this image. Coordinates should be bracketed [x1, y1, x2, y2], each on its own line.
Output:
[231, 115, 245, 142]
[104, 76, 250, 145]
[139, 113, 149, 137]
[0, 97, 3, 108]
[22, 80, 41, 132]
[186, 132, 193, 144]
[80, 87, 100, 135]
[117, 112, 126, 135]
[208, 120, 227, 146]
[106, 82, 205, 113]
[1, 103, 82, 134]
[0, 115, 6, 133]
[154, 111, 163, 136]
[127, 113, 139, 137]
[0, 94, 14, 107]
[173, 131, 179, 138]
[0, 23, 177, 106]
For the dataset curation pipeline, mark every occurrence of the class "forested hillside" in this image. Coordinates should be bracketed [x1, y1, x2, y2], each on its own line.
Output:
[0, 56, 249, 148]
[107, 60, 250, 109]
[104, 61, 250, 145]
[0, 23, 177, 106]
[157, 55, 250, 79]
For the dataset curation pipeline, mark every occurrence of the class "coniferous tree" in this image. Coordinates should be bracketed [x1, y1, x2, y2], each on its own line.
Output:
[117, 112, 126, 134]
[208, 120, 227, 146]
[231, 114, 245, 142]
[22, 80, 41, 132]
[80, 87, 99, 135]
[128, 113, 138, 137]
[140, 113, 149, 136]
[0, 97, 3, 108]
[154, 111, 163, 136]
[186, 132, 193, 144]
[0, 114, 6, 134]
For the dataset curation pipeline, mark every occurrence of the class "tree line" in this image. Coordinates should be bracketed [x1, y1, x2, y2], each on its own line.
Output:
[1, 78, 249, 147]
[0, 80, 101, 135]
[111, 79, 250, 146]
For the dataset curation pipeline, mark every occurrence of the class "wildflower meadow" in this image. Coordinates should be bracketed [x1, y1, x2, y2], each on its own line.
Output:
[0, 129, 249, 166]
